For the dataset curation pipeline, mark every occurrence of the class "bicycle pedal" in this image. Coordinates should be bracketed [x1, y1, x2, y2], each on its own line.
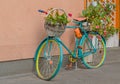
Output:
[77, 46, 82, 49]
[69, 56, 77, 63]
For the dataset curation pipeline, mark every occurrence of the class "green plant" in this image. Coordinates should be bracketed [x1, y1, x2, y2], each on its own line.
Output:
[82, 1, 118, 39]
[45, 8, 69, 26]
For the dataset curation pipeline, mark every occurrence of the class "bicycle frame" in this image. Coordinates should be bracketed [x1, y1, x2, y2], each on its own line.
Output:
[44, 21, 97, 59]
[55, 35, 96, 59]
[63, 21, 97, 58]
[34, 20, 99, 61]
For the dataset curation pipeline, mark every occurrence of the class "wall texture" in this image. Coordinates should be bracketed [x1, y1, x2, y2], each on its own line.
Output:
[0, 0, 84, 61]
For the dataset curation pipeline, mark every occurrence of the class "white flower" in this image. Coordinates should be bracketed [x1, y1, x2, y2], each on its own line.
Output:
[109, 5, 113, 10]
[92, 1, 98, 7]
[101, 20, 104, 24]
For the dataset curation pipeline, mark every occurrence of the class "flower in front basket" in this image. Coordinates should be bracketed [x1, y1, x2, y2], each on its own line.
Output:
[45, 8, 69, 26]
[44, 8, 70, 37]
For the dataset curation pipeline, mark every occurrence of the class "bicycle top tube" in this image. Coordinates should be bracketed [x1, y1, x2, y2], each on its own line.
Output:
[65, 17, 87, 29]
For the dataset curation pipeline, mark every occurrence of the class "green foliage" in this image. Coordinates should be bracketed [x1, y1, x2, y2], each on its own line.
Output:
[82, 1, 118, 39]
[45, 9, 69, 26]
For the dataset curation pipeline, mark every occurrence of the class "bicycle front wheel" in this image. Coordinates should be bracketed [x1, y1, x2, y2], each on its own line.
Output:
[35, 38, 63, 80]
[82, 31, 106, 69]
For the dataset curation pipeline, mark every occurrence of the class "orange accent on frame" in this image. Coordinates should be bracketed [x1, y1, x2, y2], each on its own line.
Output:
[74, 28, 82, 38]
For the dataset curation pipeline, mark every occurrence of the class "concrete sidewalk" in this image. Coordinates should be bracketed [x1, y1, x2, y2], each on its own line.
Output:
[0, 47, 120, 77]
[0, 62, 120, 84]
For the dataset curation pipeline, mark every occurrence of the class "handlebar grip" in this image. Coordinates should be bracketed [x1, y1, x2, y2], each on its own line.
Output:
[38, 10, 44, 13]
[38, 10, 48, 14]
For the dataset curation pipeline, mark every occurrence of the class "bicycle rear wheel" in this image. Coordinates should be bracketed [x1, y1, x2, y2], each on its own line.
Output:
[35, 38, 63, 80]
[82, 31, 106, 68]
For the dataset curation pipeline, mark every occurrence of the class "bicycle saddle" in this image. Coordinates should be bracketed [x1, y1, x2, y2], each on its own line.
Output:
[73, 17, 87, 22]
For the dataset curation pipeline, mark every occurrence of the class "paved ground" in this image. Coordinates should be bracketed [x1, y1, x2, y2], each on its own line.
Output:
[0, 62, 120, 84]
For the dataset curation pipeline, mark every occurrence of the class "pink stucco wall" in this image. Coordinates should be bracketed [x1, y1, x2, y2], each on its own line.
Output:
[0, 0, 84, 61]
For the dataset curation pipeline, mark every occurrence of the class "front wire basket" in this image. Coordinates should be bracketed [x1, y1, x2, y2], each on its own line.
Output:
[44, 22, 65, 37]
[44, 8, 67, 37]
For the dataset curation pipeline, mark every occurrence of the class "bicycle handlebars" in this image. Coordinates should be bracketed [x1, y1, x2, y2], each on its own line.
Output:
[38, 9, 48, 14]
[38, 8, 72, 17]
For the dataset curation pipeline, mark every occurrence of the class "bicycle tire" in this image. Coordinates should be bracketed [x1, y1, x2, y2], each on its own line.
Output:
[81, 31, 106, 68]
[34, 37, 63, 80]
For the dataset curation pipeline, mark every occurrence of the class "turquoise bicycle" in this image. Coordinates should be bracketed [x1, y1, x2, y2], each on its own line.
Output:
[34, 8, 106, 81]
